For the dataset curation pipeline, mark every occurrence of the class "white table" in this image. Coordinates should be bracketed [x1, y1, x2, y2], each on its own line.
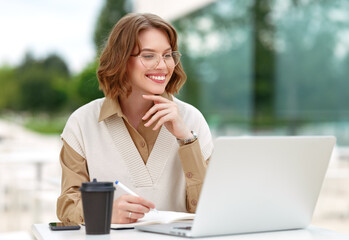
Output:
[32, 224, 349, 240]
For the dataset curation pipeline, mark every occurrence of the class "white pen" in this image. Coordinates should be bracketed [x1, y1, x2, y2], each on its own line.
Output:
[115, 180, 158, 212]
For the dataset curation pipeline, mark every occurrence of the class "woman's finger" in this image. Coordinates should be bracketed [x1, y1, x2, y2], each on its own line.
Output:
[112, 195, 156, 224]
[154, 113, 174, 130]
[127, 210, 145, 220]
[122, 195, 156, 211]
[144, 109, 171, 127]
[142, 94, 169, 103]
[127, 201, 151, 214]
[142, 103, 170, 120]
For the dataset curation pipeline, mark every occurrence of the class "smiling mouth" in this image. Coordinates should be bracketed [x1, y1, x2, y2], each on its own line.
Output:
[146, 75, 166, 82]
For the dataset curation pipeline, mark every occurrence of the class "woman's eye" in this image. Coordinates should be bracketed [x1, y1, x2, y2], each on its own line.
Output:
[142, 54, 154, 59]
[163, 53, 172, 58]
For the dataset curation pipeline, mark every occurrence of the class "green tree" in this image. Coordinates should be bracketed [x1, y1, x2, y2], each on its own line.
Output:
[70, 60, 104, 107]
[0, 65, 19, 110]
[43, 54, 70, 78]
[72, 0, 131, 107]
[93, 0, 130, 53]
[14, 53, 70, 112]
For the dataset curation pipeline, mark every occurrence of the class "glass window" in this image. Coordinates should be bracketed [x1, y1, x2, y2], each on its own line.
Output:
[173, 0, 349, 145]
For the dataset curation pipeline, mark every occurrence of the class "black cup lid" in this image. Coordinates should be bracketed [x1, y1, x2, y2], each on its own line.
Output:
[79, 178, 115, 192]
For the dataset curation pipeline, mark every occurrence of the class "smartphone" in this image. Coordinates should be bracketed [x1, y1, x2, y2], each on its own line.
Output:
[49, 222, 81, 231]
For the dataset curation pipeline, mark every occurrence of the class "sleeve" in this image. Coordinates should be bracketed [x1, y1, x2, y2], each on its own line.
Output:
[178, 139, 209, 213]
[178, 103, 214, 213]
[56, 139, 90, 224]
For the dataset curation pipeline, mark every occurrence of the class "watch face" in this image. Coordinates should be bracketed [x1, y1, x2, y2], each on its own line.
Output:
[184, 131, 197, 144]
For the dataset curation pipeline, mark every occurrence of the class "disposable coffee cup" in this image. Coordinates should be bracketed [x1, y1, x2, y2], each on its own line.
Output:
[79, 178, 115, 234]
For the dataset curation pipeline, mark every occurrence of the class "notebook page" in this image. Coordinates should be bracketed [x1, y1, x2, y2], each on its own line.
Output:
[111, 211, 195, 229]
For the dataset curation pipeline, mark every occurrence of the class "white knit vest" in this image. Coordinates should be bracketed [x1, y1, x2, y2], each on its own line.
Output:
[62, 97, 213, 212]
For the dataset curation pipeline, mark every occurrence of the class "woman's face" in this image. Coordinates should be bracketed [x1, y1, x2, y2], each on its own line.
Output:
[127, 28, 174, 96]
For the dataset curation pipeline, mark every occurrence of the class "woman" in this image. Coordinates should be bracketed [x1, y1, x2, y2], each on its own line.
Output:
[57, 13, 213, 224]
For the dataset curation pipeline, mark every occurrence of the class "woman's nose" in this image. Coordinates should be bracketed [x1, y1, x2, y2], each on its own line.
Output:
[155, 57, 167, 69]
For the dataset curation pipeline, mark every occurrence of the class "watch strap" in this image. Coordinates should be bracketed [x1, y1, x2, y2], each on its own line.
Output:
[177, 131, 197, 145]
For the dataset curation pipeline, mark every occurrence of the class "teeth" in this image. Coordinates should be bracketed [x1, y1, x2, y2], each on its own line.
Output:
[148, 75, 165, 81]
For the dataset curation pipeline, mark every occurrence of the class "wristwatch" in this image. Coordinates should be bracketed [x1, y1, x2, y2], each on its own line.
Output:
[177, 131, 198, 145]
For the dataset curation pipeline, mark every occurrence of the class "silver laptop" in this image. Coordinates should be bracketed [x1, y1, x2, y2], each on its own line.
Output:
[136, 136, 336, 237]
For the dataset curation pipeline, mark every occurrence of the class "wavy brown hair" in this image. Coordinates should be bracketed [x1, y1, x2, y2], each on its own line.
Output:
[97, 13, 187, 100]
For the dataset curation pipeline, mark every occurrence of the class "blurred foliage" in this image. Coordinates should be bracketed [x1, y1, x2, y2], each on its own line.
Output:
[23, 114, 70, 134]
[0, 52, 70, 113]
[0, 0, 131, 133]
[0, 65, 19, 110]
[93, 0, 131, 53]
[70, 60, 104, 107]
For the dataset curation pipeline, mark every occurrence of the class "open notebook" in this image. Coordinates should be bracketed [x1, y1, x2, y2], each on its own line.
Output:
[111, 211, 195, 229]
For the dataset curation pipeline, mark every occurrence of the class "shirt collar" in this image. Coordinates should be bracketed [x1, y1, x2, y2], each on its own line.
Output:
[98, 92, 173, 122]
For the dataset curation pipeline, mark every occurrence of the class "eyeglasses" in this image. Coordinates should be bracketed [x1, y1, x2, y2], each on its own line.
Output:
[132, 51, 181, 70]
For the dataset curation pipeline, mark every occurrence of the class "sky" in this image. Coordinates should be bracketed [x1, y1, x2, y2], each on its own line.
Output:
[0, 0, 104, 73]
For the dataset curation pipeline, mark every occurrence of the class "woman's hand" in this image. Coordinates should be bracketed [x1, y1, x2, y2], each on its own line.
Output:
[111, 195, 155, 224]
[142, 95, 192, 140]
